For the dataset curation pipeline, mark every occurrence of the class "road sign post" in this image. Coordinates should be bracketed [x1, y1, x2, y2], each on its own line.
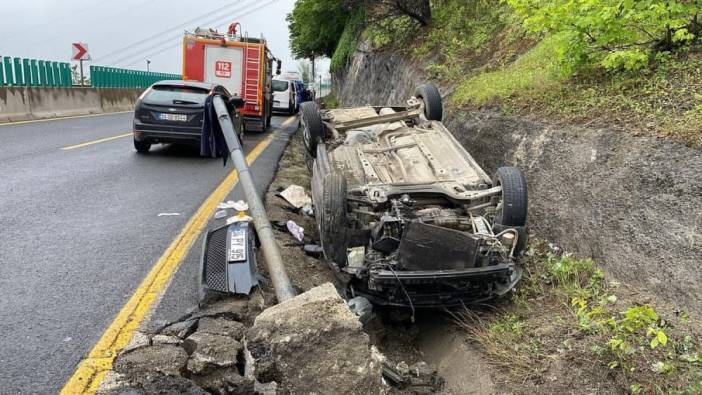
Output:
[72, 43, 90, 87]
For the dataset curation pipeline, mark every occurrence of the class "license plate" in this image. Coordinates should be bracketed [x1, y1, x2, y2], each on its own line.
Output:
[228, 228, 247, 262]
[158, 113, 188, 122]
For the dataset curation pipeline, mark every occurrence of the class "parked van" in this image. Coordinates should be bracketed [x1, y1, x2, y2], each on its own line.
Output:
[272, 78, 296, 114]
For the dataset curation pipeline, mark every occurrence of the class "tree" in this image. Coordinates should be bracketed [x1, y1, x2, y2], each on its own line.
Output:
[287, 0, 349, 59]
[508, 0, 702, 70]
[297, 59, 313, 84]
[346, 0, 432, 26]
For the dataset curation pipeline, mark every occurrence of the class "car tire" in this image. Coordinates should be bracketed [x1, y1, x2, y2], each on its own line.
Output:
[414, 83, 443, 121]
[300, 102, 324, 157]
[134, 138, 151, 153]
[494, 167, 528, 227]
[320, 171, 348, 267]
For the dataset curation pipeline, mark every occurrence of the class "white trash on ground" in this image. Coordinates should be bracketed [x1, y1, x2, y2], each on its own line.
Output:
[277, 185, 312, 209]
[286, 220, 305, 242]
[218, 200, 249, 211]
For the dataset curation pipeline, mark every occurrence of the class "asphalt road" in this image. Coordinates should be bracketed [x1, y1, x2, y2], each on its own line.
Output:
[0, 112, 296, 393]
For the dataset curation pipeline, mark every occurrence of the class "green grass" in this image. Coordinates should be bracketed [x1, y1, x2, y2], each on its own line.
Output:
[454, 240, 702, 394]
[321, 94, 340, 109]
[453, 35, 569, 105]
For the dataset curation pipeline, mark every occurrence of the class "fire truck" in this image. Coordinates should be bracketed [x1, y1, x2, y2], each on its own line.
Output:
[182, 23, 280, 131]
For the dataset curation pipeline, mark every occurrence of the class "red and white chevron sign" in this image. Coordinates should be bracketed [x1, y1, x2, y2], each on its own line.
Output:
[71, 43, 90, 61]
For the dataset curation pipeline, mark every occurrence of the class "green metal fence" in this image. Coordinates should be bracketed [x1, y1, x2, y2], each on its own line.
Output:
[0, 55, 72, 87]
[90, 66, 181, 89]
[0, 55, 181, 88]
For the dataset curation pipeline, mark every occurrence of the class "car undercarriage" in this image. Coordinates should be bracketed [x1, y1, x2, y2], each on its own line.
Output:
[300, 84, 528, 307]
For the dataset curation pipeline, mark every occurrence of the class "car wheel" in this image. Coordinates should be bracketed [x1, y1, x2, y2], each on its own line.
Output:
[414, 83, 443, 121]
[300, 102, 324, 158]
[494, 167, 528, 227]
[134, 138, 151, 153]
[320, 171, 348, 267]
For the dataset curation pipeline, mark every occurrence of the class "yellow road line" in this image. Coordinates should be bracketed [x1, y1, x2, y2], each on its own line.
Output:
[0, 111, 133, 127]
[60, 133, 277, 394]
[61, 133, 132, 151]
[281, 115, 297, 127]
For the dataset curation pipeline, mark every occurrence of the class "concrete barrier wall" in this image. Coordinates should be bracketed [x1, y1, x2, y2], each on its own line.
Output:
[0, 87, 143, 123]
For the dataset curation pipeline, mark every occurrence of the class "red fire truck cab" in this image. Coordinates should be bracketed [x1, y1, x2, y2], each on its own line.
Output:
[183, 25, 280, 132]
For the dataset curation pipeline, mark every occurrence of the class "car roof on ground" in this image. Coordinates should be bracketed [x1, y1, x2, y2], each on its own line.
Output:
[152, 80, 217, 90]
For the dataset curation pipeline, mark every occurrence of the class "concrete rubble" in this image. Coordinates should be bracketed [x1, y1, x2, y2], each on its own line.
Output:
[246, 283, 384, 393]
[99, 283, 386, 394]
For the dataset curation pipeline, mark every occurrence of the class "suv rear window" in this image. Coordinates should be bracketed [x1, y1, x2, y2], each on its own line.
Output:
[272, 80, 289, 92]
[144, 86, 209, 106]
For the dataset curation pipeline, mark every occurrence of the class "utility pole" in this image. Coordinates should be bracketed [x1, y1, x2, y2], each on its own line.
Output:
[311, 56, 315, 90]
[147, 60, 151, 72]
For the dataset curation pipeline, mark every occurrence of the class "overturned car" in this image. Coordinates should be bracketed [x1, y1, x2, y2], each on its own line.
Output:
[299, 84, 528, 307]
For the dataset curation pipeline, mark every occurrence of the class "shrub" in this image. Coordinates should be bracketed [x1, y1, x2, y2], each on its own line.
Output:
[506, 0, 702, 71]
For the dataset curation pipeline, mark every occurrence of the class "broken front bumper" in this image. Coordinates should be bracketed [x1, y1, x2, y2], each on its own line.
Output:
[359, 263, 522, 308]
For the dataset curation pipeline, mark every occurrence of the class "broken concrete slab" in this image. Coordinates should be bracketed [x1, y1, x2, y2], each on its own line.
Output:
[193, 297, 249, 321]
[151, 334, 182, 346]
[103, 373, 207, 395]
[159, 318, 198, 339]
[183, 332, 243, 375]
[246, 282, 383, 393]
[113, 344, 188, 378]
[190, 367, 255, 394]
[197, 317, 245, 340]
[122, 331, 151, 354]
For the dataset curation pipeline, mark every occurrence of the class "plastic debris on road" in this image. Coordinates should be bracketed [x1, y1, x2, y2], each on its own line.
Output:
[276, 185, 312, 209]
[158, 213, 181, 217]
[303, 244, 324, 257]
[286, 220, 305, 242]
[300, 203, 314, 217]
[226, 213, 253, 224]
[218, 200, 249, 211]
[214, 210, 228, 219]
[348, 296, 373, 324]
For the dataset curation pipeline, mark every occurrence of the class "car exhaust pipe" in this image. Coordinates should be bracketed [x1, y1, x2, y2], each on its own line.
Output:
[212, 95, 296, 302]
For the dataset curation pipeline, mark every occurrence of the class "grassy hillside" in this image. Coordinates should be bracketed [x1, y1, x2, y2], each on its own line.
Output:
[358, 0, 702, 148]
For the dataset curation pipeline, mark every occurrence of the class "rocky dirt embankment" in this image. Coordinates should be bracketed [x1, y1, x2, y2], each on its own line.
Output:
[333, 41, 702, 315]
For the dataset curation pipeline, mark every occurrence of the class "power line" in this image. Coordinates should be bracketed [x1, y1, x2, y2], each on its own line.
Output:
[119, 0, 279, 69]
[96, 0, 256, 62]
[114, 0, 276, 68]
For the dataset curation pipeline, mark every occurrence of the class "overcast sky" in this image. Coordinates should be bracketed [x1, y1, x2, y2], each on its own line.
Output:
[0, 0, 329, 78]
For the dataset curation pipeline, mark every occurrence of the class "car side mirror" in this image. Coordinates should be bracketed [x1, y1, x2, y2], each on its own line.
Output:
[276, 60, 282, 75]
[229, 96, 246, 109]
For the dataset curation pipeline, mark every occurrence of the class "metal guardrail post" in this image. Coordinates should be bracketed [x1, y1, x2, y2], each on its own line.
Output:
[30, 60, 38, 87]
[13, 57, 23, 86]
[212, 95, 296, 302]
[60, 63, 69, 87]
[46, 62, 54, 86]
[22, 59, 31, 86]
[4, 57, 14, 86]
[52, 62, 60, 87]
[37, 60, 45, 86]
